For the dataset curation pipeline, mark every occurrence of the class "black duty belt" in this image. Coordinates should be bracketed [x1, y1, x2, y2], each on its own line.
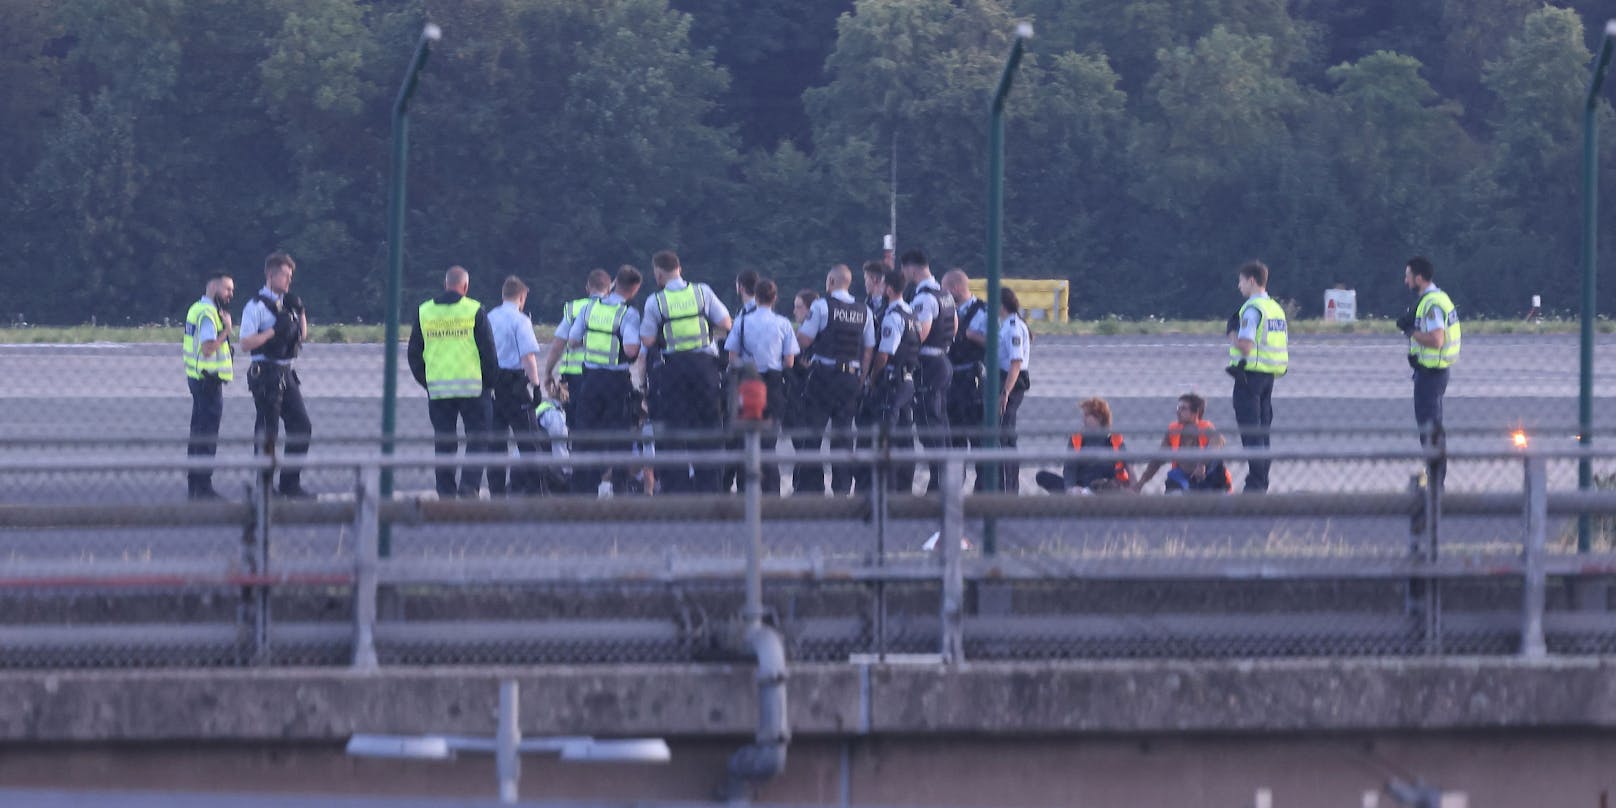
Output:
[813, 360, 860, 375]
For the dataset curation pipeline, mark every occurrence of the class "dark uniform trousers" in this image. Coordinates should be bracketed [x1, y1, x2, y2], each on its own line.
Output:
[558, 373, 581, 431]
[247, 362, 313, 494]
[868, 370, 917, 493]
[796, 364, 862, 495]
[913, 353, 952, 492]
[1414, 367, 1449, 490]
[428, 392, 493, 498]
[997, 370, 1027, 493]
[657, 351, 724, 493]
[489, 370, 540, 496]
[946, 365, 989, 491]
[572, 367, 635, 494]
[187, 376, 224, 495]
[1231, 370, 1277, 493]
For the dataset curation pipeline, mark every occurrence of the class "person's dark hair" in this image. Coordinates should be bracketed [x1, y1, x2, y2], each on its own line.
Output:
[796, 289, 818, 309]
[755, 279, 779, 306]
[264, 252, 295, 273]
[736, 269, 759, 296]
[652, 250, 681, 273]
[501, 275, 528, 300]
[1178, 392, 1207, 418]
[207, 272, 230, 283]
[1001, 287, 1021, 315]
[883, 267, 906, 296]
[1407, 256, 1434, 283]
[1238, 260, 1268, 287]
[862, 260, 885, 278]
[899, 249, 927, 269]
[585, 268, 611, 294]
[614, 264, 642, 290]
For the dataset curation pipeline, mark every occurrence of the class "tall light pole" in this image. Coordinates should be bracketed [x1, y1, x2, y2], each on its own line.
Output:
[981, 22, 1032, 555]
[380, 22, 441, 556]
[1577, 20, 1615, 552]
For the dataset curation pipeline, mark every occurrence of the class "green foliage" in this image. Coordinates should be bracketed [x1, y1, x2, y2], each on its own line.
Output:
[0, 0, 1611, 327]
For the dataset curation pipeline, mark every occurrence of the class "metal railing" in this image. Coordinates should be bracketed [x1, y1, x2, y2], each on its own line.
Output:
[0, 434, 1614, 668]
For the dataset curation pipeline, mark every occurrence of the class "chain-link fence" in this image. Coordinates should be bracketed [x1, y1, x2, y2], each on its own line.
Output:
[1, 439, 1615, 669]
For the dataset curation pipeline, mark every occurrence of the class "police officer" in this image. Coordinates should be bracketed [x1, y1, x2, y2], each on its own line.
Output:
[487, 275, 546, 496]
[1228, 260, 1288, 494]
[942, 268, 990, 490]
[995, 288, 1032, 493]
[640, 250, 732, 493]
[408, 266, 499, 499]
[239, 251, 312, 498]
[725, 278, 799, 495]
[566, 265, 644, 495]
[796, 264, 875, 495]
[1401, 256, 1460, 491]
[544, 268, 611, 429]
[866, 267, 921, 493]
[183, 272, 235, 499]
[851, 260, 890, 494]
[900, 250, 954, 493]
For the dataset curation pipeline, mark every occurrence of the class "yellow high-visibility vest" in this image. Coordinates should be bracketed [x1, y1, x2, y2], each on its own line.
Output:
[1227, 297, 1288, 376]
[183, 299, 234, 381]
[419, 297, 483, 399]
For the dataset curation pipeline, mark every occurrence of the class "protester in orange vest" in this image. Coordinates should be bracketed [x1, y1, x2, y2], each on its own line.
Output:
[1035, 397, 1132, 494]
[1132, 393, 1232, 493]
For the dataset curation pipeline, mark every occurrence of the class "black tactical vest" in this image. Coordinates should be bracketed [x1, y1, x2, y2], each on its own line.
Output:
[948, 300, 986, 367]
[250, 293, 302, 362]
[920, 287, 956, 349]
[821, 296, 868, 363]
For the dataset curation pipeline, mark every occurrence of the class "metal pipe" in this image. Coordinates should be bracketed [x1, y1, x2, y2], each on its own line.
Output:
[497, 679, 521, 804]
[721, 623, 789, 803]
[1578, 21, 1616, 552]
[382, 21, 443, 558]
[1521, 455, 1548, 658]
[352, 465, 381, 670]
[744, 429, 764, 624]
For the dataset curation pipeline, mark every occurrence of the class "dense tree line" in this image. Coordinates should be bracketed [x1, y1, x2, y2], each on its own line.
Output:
[0, 0, 1612, 325]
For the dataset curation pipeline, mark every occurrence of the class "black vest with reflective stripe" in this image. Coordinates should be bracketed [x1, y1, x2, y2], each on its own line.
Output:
[920, 287, 956, 349]
[884, 305, 920, 371]
[821, 297, 867, 363]
[948, 300, 986, 366]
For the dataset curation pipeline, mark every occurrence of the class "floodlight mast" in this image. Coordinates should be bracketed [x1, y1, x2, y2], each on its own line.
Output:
[1577, 19, 1616, 552]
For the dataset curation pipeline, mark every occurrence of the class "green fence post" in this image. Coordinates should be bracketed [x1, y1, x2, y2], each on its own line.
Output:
[381, 22, 442, 558]
[1578, 21, 1615, 553]
[981, 23, 1032, 556]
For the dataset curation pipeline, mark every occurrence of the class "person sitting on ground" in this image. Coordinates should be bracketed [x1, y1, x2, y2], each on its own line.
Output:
[1035, 396, 1132, 494]
[1132, 392, 1232, 494]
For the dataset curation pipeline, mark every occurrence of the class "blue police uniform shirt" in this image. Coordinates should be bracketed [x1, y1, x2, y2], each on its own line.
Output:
[488, 300, 542, 371]
[640, 278, 730, 357]
[876, 298, 914, 356]
[910, 277, 944, 326]
[998, 313, 1031, 370]
[724, 301, 799, 373]
[798, 289, 877, 367]
[1237, 292, 1271, 343]
[240, 285, 291, 365]
[956, 296, 989, 337]
[567, 292, 642, 371]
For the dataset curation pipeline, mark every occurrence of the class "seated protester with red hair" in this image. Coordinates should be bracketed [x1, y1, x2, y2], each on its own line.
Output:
[1132, 393, 1232, 494]
[1035, 397, 1132, 494]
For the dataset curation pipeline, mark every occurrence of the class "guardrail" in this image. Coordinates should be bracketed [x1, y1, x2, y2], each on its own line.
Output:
[0, 436, 1613, 668]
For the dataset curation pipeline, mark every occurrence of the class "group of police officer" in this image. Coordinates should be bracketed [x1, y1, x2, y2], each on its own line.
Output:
[182, 249, 1457, 499]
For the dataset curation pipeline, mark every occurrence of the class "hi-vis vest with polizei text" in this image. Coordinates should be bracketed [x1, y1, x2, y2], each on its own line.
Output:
[418, 297, 483, 399]
[1410, 289, 1461, 369]
[558, 297, 591, 376]
[583, 300, 629, 367]
[1228, 297, 1288, 376]
[184, 300, 234, 382]
[657, 284, 712, 353]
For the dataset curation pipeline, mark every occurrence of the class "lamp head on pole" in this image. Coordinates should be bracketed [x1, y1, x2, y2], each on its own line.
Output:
[423, 22, 443, 42]
[1015, 22, 1034, 40]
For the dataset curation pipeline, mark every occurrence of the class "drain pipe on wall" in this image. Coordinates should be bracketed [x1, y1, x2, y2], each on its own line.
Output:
[720, 428, 791, 804]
